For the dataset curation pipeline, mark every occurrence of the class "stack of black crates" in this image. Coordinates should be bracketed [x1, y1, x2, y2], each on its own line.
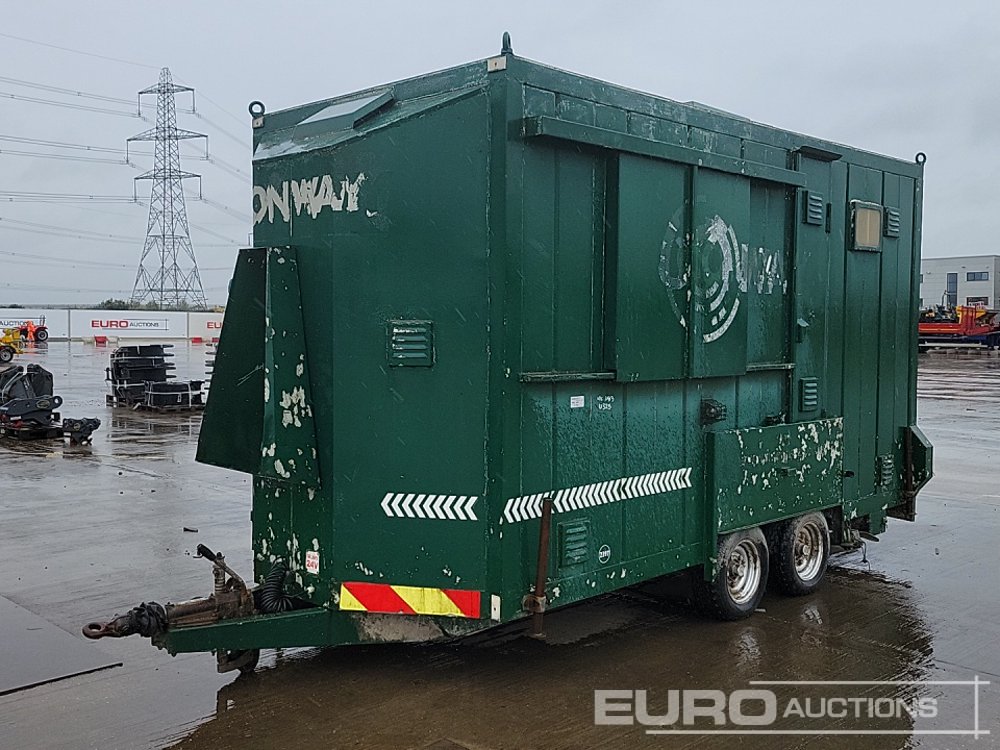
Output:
[106, 344, 204, 411]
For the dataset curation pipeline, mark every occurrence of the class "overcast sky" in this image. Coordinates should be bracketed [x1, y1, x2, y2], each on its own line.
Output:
[0, 0, 994, 306]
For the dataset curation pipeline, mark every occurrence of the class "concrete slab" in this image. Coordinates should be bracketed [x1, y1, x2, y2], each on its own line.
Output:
[0, 595, 120, 695]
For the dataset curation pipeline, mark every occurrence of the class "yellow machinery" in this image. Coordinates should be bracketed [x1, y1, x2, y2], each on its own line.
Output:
[0, 328, 23, 364]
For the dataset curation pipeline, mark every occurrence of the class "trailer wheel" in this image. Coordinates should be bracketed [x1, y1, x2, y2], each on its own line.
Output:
[0, 347, 13, 364]
[770, 512, 829, 596]
[696, 527, 769, 621]
[34, 328, 49, 342]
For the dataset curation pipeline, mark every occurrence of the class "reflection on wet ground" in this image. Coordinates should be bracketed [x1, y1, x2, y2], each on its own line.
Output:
[0, 346, 997, 749]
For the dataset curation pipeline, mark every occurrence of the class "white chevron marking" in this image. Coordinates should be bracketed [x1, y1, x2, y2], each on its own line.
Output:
[601, 480, 613, 504]
[381, 491, 480, 521]
[534, 496, 546, 518]
[414, 494, 429, 519]
[503, 467, 693, 523]
[431, 494, 446, 519]
[382, 467, 691, 524]
[454, 495, 468, 520]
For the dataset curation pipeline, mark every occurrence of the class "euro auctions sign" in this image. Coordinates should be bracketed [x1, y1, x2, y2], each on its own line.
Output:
[594, 679, 990, 739]
[69, 310, 188, 339]
[90, 319, 170, 330]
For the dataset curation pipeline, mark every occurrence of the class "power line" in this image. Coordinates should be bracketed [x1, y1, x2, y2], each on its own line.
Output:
[0, 217, 241, 248]
[0, 191, 140, 203]
[0, 247, 131, 268]
[0, 134, 185, 162]
[18, 199, 246, 232]
[0, 31, 158, 70]
[204, 154, 250, 179]
[0, 217, 143, 243]
[0, 281, 134, 293]
[17, 200, 146, 220]
[0, 90, 141, 117]
[0, 194, 250, 232]
[0, 74, 137, 106]
[0, 250, 238, 274]
[188, 219, 242, 243]
[176, 140, 250, 181]
[0, 281, 231, 293]
[174, 76, 248, 128]
[0, 147, 129, 166]
[0, 221, 141, 246]
[0, 32, 244, 132]
[198, 197, 250, 222]
[192, 112, 248, 148]
[0, 134, 128, 154]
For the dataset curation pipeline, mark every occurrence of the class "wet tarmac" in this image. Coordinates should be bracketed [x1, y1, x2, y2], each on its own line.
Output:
[1, 343, 998, 749]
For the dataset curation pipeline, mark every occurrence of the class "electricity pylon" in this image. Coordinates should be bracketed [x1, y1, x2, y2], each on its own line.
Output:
[127, 67, 207, 310]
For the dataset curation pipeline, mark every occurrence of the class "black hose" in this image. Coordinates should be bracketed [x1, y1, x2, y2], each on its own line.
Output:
[253, 561, 295, 613]
[119, 601, 168, 637]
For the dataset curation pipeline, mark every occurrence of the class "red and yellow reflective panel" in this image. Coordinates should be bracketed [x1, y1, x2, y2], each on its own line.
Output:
[339, 581, 480, 618]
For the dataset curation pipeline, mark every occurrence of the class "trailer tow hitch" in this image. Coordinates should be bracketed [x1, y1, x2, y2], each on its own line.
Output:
[82, 601, 168, 639]
[82, 544, 261, 673]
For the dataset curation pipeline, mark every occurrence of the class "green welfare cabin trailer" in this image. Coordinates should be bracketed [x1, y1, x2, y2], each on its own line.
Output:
[85, 37, 931, 672]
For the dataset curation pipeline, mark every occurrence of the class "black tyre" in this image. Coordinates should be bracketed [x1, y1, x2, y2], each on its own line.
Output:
[770, 512, 830, 596]
[0, 347, 13, 364]
[34, 328, 49, 342]
[695, 527, 769, 621]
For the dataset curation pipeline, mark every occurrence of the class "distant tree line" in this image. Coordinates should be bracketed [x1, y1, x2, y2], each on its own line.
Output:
[96, 298, 212, 312]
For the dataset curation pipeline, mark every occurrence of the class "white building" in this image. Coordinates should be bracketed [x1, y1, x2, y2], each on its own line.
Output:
[920, 255, 1000, 309]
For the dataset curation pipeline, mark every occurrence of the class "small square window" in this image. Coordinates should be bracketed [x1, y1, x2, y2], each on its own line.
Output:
[851, 201, 882, 251]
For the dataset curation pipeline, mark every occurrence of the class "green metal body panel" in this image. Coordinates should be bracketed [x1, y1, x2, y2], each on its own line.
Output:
[183, 49, 931, 652]
[709, 419, 844, 534]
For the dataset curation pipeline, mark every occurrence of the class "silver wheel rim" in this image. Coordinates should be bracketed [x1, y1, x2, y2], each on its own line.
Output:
[794, 520, 825, 582]
[727, 540, 762, 605]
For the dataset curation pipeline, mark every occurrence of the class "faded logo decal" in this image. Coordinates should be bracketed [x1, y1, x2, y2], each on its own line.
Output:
[659, 210, 783, 343]
[253, 173, 366, 225]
